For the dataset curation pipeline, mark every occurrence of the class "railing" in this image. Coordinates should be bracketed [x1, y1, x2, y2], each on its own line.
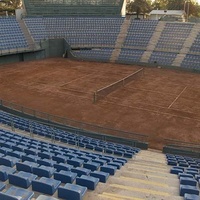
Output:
[164, 138, 200, 151]
[0, 99, 149, 149]
[163, 138, 200, 158]
[0, 43, 42, 56]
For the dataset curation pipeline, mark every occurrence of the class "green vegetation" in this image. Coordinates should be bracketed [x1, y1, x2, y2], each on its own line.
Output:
[127, 0, 200, 18]
[0, 0, 21, 15]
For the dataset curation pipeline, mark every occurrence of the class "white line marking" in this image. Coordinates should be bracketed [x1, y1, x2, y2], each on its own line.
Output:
[168, 86, 187, 109]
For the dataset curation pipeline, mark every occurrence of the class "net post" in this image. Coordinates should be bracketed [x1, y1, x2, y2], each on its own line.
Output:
[93, 92, 97, 104]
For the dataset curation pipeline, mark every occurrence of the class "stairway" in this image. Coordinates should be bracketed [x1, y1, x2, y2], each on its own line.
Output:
[140, 21, 166, 63]
[172, 23, 200, 67]
[1, 123, 182, 200]
[87, 150, 182, 200]
[110, 19, 131, 63]
[17, 19, 39, 50]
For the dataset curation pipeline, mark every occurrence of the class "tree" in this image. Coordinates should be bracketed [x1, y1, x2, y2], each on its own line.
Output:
[151, 0, 168, 10]
[126, 0, 152, 18]
[0, 0, 22, 15]
[152, 0, 200, 17]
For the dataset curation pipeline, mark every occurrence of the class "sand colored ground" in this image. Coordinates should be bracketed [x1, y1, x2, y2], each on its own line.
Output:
[0, 58, 200, 149]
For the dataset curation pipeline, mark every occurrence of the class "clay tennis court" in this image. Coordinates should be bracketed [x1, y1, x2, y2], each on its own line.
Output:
[0, 58, 200, 149]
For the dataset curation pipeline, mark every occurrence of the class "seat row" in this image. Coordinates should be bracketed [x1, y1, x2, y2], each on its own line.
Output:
[0, 111, 139, 158]
[0, 126, 131, 199]
[167, 154, 200, 200]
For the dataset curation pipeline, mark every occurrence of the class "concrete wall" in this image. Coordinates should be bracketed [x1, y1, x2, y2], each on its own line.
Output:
[48, 39, 65, 57]
[0, 39, 67, 65]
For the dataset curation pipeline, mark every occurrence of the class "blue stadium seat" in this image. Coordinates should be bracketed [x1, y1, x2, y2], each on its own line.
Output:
[32, 165, 56, 178]
[83, 162, 100, 171]
[100, 165, 117, 175]
[76, 175, 99, 190]
[180, 177, 197, 187]
[0, 186, 34, 200]
[67, 158, 84, 167]
[180, 185, 199, 196]
[16, 161, 39, 173]
[54, 170, 77, 184]
[0, 165, 16, 181]
[90, 171, 109, 183]
[58, 183, 87, 200]
[0, 156, 20, 167]
[184, 193, 200, 200]
[32, 177, 61, 195]
[54, 163, 73, 172]
[8, 171, 38, 189]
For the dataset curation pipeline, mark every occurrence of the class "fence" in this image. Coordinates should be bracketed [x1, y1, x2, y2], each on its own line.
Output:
[0, 99, 148, 149]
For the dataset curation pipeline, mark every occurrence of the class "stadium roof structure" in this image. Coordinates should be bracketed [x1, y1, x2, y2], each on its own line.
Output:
[23, 0, 125, 17]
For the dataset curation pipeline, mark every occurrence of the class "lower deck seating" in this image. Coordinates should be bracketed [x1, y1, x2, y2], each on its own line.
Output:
[181, 54, 200, 70]
[0, 119, 136, 199]
[0, 18, 28, 52]
[148, 51, 177, 66]
[0, 111, 139, 158]
[117, 48, 144, 64]
[166, 154, 200, 198]
[72, 48, 113, 62]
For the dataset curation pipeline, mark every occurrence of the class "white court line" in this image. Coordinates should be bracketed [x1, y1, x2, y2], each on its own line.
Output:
[168, 86, 187, 109]
[60, 73, 95, 87]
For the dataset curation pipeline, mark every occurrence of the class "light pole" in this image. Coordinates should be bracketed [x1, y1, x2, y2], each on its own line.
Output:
[184, 0, 190, 22]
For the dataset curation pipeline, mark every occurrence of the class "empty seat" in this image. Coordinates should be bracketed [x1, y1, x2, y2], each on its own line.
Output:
[170, 168, 184, 175]
[100, 165, 117, 175]
[0, 186, 34, 200]
[179, 173, 194, 179]
[37, 158, 57, 167]
[32, 177, 61, 195]
[0, 165, 16, 181]
[71, 167, 91, 177]
[0, 156, 20, 167]
[52, 155, 69, 163]
[67, 158, 84, 167]
[8, 171, 38, 189]
[184, 193, 200, 200]
[54, 163, 73, 172]
[22, 155, 39, 162]
[180, 185, 199, 196]
[83, 162, 100, 171]
[90, 171, 109, 183]
[92, 159, 107, 166]
[180, 177, 197, 186]
[76, 175, 99, 190]
[58, 183, 87, 200]
[107, 162, 122, 169]
[7, 151, 26, 159]
[33, 165, 55, 178]
[54, 170, 77, 184]
[16, 161, 39, 173]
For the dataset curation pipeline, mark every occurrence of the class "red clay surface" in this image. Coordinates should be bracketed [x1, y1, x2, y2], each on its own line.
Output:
[1, 58, 200, 149]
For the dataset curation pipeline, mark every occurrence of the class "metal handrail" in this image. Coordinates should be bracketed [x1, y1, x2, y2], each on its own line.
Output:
[0, 99, 148, 143]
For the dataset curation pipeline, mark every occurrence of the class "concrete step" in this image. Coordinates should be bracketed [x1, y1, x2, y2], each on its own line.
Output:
[140, 21, 166, 63]
[172, 23, 200, 67]
[110, 19, 131, 62]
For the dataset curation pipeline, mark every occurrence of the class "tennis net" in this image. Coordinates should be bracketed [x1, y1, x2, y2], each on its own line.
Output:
[93, 68, 144, 103]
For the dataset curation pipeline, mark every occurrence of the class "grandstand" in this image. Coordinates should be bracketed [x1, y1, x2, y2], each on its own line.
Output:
[23, 0, 125, 16]
[0, 0, 200, 199]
